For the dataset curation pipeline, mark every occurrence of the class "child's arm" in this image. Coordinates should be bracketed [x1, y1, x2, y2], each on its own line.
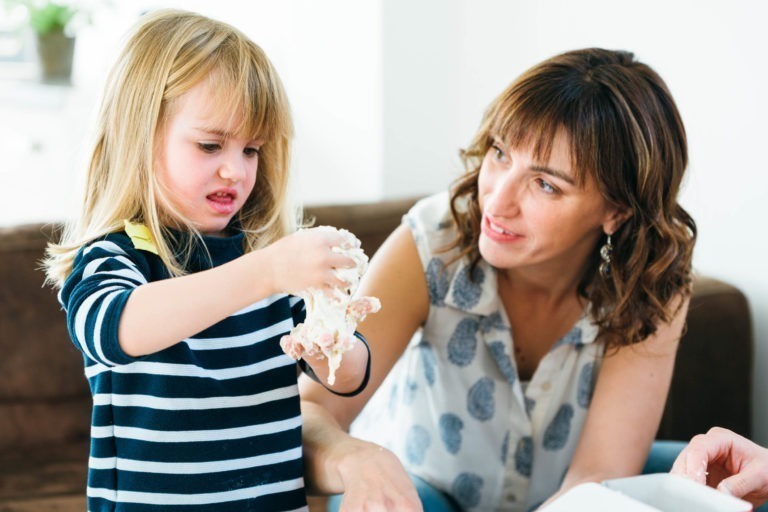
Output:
[116, 228, 355, 357]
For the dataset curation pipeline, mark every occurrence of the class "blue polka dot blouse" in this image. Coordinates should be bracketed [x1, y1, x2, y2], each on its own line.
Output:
[351, 193, 604, 511]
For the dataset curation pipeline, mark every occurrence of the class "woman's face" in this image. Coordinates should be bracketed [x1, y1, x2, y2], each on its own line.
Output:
[478, 130, 622, 275]
[154, 80, 261, 237]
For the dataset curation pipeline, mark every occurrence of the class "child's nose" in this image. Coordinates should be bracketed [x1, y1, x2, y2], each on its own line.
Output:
[218, 156, 247, 183]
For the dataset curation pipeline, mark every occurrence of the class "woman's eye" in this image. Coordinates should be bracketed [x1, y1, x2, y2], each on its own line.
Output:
[536, 178, 557, 194]
[198, 143, 221, 153]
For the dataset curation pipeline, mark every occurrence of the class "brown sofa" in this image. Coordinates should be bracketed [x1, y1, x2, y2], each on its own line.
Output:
[0, 197, 753, 510]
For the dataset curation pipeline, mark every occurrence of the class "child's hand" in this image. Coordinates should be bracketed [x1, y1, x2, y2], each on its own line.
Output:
[267, 227, 357, 295]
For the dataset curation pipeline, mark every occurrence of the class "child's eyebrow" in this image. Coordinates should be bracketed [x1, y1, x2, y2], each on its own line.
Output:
[195, 126, 231, 137]
[195, 126, 262, 143]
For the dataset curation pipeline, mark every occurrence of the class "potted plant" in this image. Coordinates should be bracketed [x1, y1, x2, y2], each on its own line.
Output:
[4, 0, 89, 83]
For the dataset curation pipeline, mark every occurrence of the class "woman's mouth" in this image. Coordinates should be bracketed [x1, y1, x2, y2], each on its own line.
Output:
[482, 215, 523, 242]
[489, 220, 510, 235]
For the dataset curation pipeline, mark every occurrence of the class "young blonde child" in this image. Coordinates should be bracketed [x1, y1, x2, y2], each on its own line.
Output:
[44, 9, 370, 511]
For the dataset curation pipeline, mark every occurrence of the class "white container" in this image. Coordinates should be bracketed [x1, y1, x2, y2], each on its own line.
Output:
[541, 474, 752, 512]
[540, 482, 659, 512]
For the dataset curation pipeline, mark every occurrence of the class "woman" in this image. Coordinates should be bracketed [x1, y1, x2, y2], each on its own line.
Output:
[301, 47, 696, 511]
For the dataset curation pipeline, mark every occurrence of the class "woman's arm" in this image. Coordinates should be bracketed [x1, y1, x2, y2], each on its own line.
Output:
[301, 224, 429, 509]
[544, 296, 690, 505]
[300, 335, 371, 397]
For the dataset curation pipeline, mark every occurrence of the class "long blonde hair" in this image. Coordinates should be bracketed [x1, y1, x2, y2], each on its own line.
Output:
[45, 9, 295, 287]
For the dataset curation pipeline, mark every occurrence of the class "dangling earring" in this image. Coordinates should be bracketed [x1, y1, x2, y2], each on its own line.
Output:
[599, 234, 613, 277]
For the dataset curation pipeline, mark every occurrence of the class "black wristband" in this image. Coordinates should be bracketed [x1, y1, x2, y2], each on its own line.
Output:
[298, 331, 371, 397]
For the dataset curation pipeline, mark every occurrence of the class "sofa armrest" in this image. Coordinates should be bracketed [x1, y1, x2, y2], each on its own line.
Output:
[657, 275, 753, 440]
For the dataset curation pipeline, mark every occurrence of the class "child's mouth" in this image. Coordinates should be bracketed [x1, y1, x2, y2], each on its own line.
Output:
[207, 192, 236, 214]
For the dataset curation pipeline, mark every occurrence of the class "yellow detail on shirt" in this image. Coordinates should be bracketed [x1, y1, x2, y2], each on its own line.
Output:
[123, 220, 159, 255]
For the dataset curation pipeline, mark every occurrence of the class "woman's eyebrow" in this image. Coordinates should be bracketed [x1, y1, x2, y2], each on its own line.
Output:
[529, 165, 576, 185]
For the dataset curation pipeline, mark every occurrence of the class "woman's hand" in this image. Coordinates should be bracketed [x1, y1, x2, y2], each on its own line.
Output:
[335, 441, 423, 512]
[671, 427, 768, 508]
[301, 400, 422, 511]
[266, 227, 356, 295]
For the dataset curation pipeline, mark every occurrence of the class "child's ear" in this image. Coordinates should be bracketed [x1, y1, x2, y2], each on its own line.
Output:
[603, 207, 632, 235]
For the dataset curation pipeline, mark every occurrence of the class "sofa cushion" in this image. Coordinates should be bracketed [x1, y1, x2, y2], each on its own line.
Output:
[0, 223, 91, 452]
[0, 440, 88, 510]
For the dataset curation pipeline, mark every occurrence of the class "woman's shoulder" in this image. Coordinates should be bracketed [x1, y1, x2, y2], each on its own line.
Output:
[403, 192, 499, 314]
[406, 191, 454, 226]
[404, 191, 462, 262]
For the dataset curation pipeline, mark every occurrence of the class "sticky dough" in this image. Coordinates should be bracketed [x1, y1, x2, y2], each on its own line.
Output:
[279, 226, 381, 385]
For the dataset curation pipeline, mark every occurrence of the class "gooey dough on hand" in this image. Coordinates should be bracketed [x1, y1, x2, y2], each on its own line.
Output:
[279, 226, 380, 385]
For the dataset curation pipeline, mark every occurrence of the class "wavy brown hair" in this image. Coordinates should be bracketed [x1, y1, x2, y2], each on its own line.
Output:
[448, 48, 696, 349]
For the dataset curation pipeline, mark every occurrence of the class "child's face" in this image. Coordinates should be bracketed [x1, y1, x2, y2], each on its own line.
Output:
[154, 81, 261, 237]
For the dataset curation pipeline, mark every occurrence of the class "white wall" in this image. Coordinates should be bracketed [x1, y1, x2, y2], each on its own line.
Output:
[2, 0, 766, 443]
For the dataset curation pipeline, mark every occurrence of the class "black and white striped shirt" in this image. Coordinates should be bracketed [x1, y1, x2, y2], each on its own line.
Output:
[60, 230, 309, 511]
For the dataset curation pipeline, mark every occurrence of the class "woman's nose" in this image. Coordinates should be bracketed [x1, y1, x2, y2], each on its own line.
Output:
[487, 172, 522, 216]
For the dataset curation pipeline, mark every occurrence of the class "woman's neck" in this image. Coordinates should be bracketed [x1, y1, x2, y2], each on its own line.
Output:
[497, 262, 585, 309]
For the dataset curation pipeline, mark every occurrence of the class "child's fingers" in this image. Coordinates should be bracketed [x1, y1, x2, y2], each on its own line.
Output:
[306, 226, 352, 248]
[326, 273, 352, 291]
[329, 253, 357, 269]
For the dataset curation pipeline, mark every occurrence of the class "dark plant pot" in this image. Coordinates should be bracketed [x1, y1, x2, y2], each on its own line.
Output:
[35, 29, 75, 84]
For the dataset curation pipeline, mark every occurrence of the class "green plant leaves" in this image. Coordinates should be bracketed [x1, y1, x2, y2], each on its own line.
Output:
[27, 2, 76, 35]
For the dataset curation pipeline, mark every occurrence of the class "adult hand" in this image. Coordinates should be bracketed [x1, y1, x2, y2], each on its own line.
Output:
[336, 441, 423, 512]
[671, 427, 768, 507]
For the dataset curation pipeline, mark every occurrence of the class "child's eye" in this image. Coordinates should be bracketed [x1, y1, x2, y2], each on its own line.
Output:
[198, 143, 221, 153]
[243, 146, 261, 157]
[536, 178, 558, 194]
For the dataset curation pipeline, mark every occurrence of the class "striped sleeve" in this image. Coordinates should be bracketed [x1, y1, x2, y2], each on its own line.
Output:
[59, 236, 149, 367]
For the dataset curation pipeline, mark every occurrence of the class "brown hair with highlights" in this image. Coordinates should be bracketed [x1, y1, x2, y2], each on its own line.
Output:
[448, 48, 696, 349]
